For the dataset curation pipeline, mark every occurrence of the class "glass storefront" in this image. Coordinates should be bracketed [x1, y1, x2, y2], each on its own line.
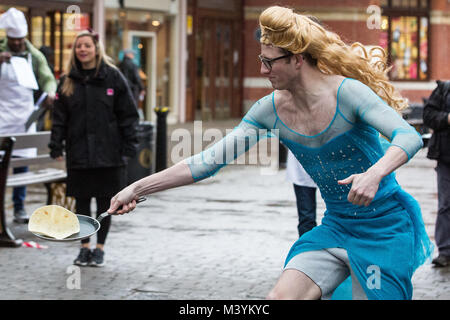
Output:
[382, 15, 428, 80]
[381, 0, 429, 81]
[105, 7, 172, 121]
[53, 12, 90, 77]
[0, 3, 92, 78]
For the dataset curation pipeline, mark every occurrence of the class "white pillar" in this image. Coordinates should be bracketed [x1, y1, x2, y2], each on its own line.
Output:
[168, 0, 187, 124]
[93, 0, 105, 41]
[178, 0, 187, 123]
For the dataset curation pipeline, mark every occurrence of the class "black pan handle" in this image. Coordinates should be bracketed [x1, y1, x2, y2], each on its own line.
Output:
[97, 196, 147, 222]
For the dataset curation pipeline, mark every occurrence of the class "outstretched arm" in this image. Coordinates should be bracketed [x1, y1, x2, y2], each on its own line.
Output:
[108, 124, 265, 214]
[108, 161, 194, 214]
[108, 125, 267, 214]
[108, 93, 275, 214]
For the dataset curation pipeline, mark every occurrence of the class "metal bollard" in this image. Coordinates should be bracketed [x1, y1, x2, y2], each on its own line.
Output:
[154, 107, 169, 172]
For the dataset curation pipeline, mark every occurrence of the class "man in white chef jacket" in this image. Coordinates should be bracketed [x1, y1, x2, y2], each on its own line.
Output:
[0, 8, 56, 223]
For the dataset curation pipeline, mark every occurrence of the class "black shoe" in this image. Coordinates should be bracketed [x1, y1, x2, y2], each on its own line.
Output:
[432, 254, 450, 267]
[89, 248, 105, 267]
[13, 208, 29, 224]
[74, 248, 92, 266]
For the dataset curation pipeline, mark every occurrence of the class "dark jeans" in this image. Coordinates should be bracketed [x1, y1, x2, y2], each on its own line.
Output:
[12, 166, 28, 211]
[435, 161, 450, 256]
[76, 197, 111, 245]
[293, 184, 317, 238]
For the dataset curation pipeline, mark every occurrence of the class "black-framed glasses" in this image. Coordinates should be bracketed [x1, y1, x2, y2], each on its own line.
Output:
[258, 52, 293, 71]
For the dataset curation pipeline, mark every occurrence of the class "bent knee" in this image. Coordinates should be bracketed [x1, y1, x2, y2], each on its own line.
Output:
[266, 288, 287, 300]
[267, 270, 322, 300]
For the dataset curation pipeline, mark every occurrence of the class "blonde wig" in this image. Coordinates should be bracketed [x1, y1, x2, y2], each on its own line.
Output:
[61, 29, 117, 96]
[259, 6, 408, 111]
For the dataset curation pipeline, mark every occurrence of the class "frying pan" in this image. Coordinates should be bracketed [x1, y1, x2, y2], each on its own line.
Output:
[31, 196, 147, 242]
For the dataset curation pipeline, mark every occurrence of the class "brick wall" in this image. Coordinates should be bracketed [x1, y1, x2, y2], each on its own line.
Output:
[241, 0, 448, 109]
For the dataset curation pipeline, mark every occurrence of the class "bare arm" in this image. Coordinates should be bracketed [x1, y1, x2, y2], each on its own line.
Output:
[336, 79, 422, 206]
[108, 94, 274, 214]
[366, 145, 408, 178]
[108, 161, 194, 214]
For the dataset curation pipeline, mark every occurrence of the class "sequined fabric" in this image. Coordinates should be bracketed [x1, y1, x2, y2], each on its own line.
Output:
[185, 78, 433, 299]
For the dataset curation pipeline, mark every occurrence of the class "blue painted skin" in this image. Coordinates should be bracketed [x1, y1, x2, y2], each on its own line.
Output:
[186, 78, 433, 299]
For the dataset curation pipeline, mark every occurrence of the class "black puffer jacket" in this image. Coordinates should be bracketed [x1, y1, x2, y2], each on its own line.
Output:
[118, 56, 144, 100]
[49, 62, 139, 169]
[423, 80, 450, 163]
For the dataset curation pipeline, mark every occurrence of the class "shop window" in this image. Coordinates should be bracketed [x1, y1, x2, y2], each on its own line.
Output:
[380, 0, 429, 80]
[51, 11, 90, 77]
[31, 16, 43, 49]
[40, 11, 90, 78]
[62, 12, 90, 73]
[53, 12, 61, 76]
[45, 16, 51, 47]
[105, 8, 172, 120]
[1, 6, 91, 79]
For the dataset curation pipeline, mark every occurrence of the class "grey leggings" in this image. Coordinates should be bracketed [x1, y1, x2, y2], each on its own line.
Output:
[284, 248, 368, 300]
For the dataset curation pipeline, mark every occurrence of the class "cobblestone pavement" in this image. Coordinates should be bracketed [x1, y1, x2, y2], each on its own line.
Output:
[0, 124, 448, 299]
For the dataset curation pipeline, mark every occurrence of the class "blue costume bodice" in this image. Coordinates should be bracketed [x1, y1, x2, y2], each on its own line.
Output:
[185, 78, 434, 299]
[281, 125, 404, 215]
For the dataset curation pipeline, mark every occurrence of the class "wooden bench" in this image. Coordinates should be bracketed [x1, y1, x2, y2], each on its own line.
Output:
[0, 132, 67, 247]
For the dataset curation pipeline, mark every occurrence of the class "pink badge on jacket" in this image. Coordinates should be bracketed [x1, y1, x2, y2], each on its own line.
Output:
[106, 88, 114, 96]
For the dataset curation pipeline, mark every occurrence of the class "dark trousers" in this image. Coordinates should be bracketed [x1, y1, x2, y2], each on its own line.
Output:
[435, 161, 450, 256]
[12, 166, 28, 211]
[293, 184, 317, 238]
[76, 197, 111, 245]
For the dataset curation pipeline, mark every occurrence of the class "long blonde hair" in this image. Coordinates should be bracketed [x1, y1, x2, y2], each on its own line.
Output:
[259, 6, 408, 111]
[61, 29, 117, 96]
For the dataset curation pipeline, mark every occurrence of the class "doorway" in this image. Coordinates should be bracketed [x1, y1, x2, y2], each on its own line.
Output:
[127, 31, 157, 121]
[193, 17, 242, 121]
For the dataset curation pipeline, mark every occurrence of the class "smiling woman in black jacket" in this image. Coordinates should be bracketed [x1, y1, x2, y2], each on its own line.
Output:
[49, 29, 139, 267]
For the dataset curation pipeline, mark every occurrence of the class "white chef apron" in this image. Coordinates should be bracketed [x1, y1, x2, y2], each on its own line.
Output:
[0, 53, 36, 157]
